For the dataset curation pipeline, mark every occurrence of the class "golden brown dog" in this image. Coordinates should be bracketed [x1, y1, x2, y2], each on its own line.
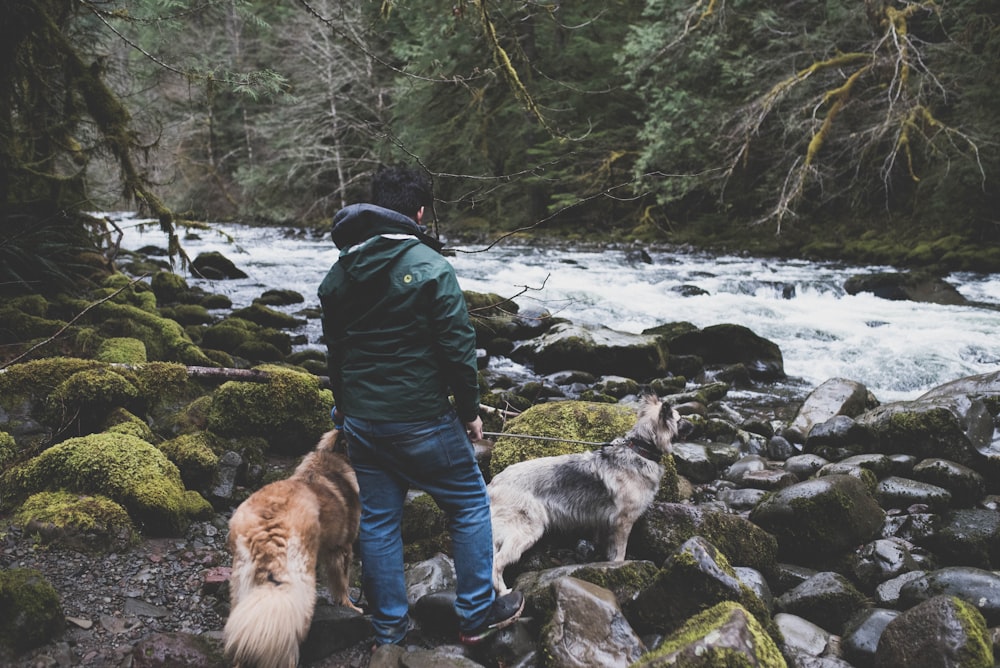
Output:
[224, 430, 361, 668]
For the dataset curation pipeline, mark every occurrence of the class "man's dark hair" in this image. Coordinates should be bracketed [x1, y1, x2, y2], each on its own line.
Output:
[371, 165, 433, 217]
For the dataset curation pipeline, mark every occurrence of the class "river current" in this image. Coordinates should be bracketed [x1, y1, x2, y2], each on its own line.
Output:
[113, 214, 1000, 405]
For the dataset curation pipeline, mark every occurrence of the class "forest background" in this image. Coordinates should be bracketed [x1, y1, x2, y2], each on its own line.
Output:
[3, 0, 1000, 295]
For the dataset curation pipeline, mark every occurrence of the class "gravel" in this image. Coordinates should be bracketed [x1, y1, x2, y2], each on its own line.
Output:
[0, 515, 374, 667]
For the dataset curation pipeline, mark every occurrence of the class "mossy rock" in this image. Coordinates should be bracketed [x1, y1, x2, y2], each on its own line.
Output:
[631, 502, 778, 578]
[84, 298, 214, 366]
[632, 601, 787, 668]
[94, 337, 148, 364]
[489, 401, 643, 477]
[161, 304, 214, 326]
[200, 320, 255, 353]
[0, 569, 64, 653]
[43, 367, 141, 434]
[626, 536, 778, 642]
[97, 274, 158, 311]
[0, 431, 17, 468]
[230, 303, 306, 329]
[150, 271, 190, 305]
[200, 293, 233, 310]
[205, 366, 334, 455]
[256, 289, 305, 306]
[0, 432, 211, 536]
[0, 358, 101, 447]
[0, 305, 64, 345]
[158, 432, 221, 491]
[103, 407, 155, 442]
[14, 490, 137, 552]
[233, 340, 285, 362]
[515, 560, 660, 621]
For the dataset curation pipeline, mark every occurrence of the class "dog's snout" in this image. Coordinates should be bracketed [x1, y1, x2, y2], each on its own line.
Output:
[677, 418, 694, 439]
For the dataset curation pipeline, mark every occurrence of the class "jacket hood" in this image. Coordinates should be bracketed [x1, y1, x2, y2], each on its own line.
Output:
[331, 203, 444, 283]
[331, 203, 443, 252]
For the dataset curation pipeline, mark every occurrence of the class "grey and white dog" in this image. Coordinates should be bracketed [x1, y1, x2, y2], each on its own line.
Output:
[488, 392, 693, 593]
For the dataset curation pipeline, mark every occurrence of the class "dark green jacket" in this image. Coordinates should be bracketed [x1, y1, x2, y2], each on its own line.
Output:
[318, 204, 480, 423]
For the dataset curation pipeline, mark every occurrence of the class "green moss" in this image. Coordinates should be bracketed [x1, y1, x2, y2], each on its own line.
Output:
[150, 271, 190, 305]
[233, 340, 285, 362]
[230, 303, 305, 329]
[86, 299, 214, 366]
[13, 490, 136, 552]
[161, 304, 213, 326]
[632, 601, 786, 667]
[158, 432, 220, 490]
[0, 569, 64, 652]
[951, 597, 993, 667]
[200, 319, 256, 353]
[0, 432, 209, 536]
[0, 357, 99, 406]
[103, 407, 155, 442]
[94, 336, 148, 364]
[206, 366, 334, 454]
[489, 401, 640, 477]
[0, 431, 17, 468]
[44, 367, 140, 431]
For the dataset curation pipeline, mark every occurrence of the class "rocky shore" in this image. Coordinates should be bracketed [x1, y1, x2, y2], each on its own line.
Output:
[2, 248, 1000, 667]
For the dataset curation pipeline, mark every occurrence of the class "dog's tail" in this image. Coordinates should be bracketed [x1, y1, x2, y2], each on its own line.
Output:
[224, 541, 316, 668]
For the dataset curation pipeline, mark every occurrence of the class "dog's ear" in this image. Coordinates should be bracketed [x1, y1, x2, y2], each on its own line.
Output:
[658, 400, 675, 422]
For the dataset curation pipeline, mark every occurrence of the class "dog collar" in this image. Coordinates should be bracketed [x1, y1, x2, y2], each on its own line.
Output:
[618, 436, 662, 463]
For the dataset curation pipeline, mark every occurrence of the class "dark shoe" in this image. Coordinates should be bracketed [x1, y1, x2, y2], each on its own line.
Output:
[458, 591, 525, 645]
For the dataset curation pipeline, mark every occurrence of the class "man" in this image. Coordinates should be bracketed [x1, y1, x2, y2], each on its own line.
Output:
[318, 165, 523, 648]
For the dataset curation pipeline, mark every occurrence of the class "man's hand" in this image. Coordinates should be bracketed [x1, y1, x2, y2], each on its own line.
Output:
[465, 416, 483, 441]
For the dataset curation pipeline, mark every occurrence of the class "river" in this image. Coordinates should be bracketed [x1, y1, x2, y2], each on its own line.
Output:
[112, 213, 1000, 405]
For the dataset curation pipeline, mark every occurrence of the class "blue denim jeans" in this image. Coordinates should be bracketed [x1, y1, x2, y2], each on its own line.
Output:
[343, 411, 495, 645]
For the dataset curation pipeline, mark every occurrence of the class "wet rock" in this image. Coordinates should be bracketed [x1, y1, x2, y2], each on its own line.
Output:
[749, 475, 884, 565]
[509, 322, 668, 380]
[875, 476, 952, 512]
[190, 251, 248, 279]
[631, 502, 778, 576]
[724, 454, 768, 483]
[843, 271, 970, 305]
[880, 510, 939, 545]
[671, 442, 717, 483]
[841, 608, 899, 668]
[405, 553, 458, 606]
[849, 538, 920, 592]
[719, 487, 768, 511]
[898, 567, 1000, 624]
[786, 378, 876, 444]
[626, 537, 773, 638]
[635, 601, 785, 667]
[919, 509, 1000, 569]
[818, 453, 895, 480]
[775, 571, 869, 635]
[874, 571, 925, 607]
[804, 415, 876, 460]
[873, 595, 992, 668]
[855, 395, 994, 467]
[300, 605, 372, 664]
[513, 560, 659, 620]
[784, 454, 830, 480]
[775, 612, 836, 660]
[667, 323, 785, 382]
[741, 468, 799, 491]
[910, 458, 985, 507]
[541, 577, 645, 668]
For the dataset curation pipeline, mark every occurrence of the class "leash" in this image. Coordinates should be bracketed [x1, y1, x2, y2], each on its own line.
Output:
[482, 431, 612, 447]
